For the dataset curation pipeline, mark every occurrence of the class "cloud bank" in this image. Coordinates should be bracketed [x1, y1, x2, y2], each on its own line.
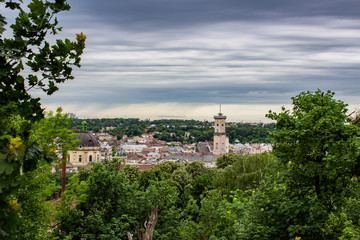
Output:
[17, 0, 360, 121]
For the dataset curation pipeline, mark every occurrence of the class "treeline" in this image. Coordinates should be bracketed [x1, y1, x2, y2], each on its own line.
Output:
[52, 154, 274, 239]
[71, 118, 274, 143]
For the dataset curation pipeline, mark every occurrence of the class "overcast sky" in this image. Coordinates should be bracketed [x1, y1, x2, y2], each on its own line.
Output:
[5, 0, 360, 121]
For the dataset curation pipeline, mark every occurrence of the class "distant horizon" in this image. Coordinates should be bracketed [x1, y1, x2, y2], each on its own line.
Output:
[44, 103, 289, 123]
[44, 99, 357, 123]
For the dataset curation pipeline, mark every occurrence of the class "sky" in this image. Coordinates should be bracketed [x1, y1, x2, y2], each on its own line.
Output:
[4, 0, 360, 122]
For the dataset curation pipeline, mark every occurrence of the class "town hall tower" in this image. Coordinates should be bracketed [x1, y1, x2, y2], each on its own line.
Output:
[213, 106, 229, 155]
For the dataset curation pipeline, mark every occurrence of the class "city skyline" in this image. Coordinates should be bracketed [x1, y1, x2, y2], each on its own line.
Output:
[3, 0, 359, 121]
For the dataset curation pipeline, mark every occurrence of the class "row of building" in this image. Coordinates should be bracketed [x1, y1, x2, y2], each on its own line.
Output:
[61, 111, 272, 172]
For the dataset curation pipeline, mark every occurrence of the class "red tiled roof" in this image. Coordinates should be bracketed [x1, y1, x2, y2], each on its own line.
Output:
[120, 164, 157, 171]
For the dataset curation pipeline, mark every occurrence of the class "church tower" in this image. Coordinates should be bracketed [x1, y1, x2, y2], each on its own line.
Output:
[213, 106, 229, 155]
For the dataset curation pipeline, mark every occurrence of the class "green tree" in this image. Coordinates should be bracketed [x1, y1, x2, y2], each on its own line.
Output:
[30, 107, 79, 159]
[122, 164, 141, 183]
[216, 154, 238, 169]
[0, 0, 85, 121]
[0, 0, 85, 236]
[237, 90, 360, 239]
[185, 161, 207, 178]
[214, 153, 274, 194]
[266, 90, 360, 211]
[6, 164, 58, 239]
[55, 160, 179, 240]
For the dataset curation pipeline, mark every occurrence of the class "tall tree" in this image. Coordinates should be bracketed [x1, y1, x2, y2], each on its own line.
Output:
[55, 160, 179, 240]
[235, 89, 360, 239]
[0, 0, 85, 236]
[266, 90, 360, 211]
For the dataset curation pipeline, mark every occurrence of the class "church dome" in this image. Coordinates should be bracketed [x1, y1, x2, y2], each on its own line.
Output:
[77, 133, 100, 147]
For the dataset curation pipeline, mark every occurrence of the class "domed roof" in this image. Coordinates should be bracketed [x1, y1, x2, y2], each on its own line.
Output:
[77, 133, 100, 147]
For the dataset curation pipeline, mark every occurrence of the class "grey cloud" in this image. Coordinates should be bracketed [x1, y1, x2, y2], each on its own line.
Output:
[68, 0, 360, 31]
[33, 0, 360, 119]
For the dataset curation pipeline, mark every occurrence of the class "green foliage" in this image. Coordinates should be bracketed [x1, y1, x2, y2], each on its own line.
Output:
[6, 164, 59, 239]
[0, 0, 85, 121]
[227, 123, 274, 143]
[52, 90, 360, 239]
[55, 160, 180, 239]
[185, 161, 208, 178]
[236, 176, 328, 239]
[138, 161, 180, 188]
[30, 107, 80, 157]
[216, 154, 237, 169]
[0, 113, 49, 235]
[214, 153, 274, 194]
[267, 90, 360, 210]
[122, 164, 141, 183]
[0, 0, 85, 236]
[233, 90, 360, 239]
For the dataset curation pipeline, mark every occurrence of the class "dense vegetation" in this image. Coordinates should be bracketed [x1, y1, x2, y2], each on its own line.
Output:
[53, 154, 274, 239]
[2, 1, 360, 239]
[71, 118, 275, 143]
[0, 0, 85, 238]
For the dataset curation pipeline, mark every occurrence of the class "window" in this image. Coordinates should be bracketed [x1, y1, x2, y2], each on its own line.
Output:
[89, 155, 92, 162]
[216, 143, 218, 149]
[79, 155, 82, 162]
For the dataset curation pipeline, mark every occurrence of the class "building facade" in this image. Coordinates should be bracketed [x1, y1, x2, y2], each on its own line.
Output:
[67, 132, 101, 172]
[213, 111, 229, 155]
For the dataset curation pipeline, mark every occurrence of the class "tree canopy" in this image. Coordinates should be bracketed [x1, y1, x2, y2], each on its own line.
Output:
[0, 0, 85, 237]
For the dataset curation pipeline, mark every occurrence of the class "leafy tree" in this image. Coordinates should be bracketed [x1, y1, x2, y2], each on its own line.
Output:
[30, 107, 79, 158]
[172, 167, 192, 194]
[185, 161, 207, 178]
[138, 161, 180, 188]
[236, 90, 360, 239]
[6, 164, 58, 239]
[0, 0, 85, 121]
[216, 154, 238, 169]
[266, 90, 360, 211]
[55, 160, 179, 240]
[214, 153, 274, 194]
[0, 0, 85, 236]
[122, 164, 141, 183]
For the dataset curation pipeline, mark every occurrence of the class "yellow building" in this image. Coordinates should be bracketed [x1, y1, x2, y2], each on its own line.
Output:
[67, 132, 101, 172]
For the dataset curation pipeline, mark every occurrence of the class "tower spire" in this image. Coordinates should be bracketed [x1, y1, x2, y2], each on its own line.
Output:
[218, 104, 223, 116]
